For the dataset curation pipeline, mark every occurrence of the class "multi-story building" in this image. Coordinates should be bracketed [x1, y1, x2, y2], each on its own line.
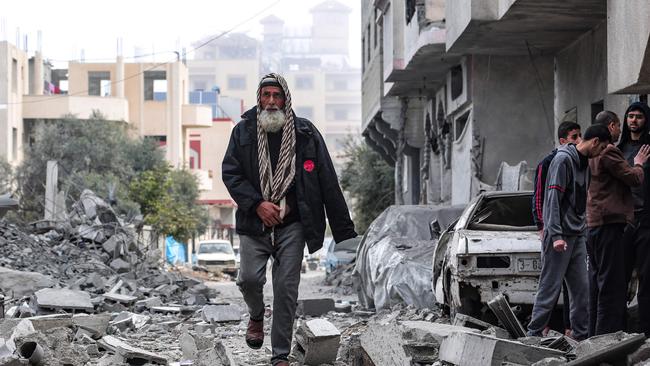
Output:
[188, 0, 361, 172]
[0, 41, 39, 167]
[362, 0, 649, 206]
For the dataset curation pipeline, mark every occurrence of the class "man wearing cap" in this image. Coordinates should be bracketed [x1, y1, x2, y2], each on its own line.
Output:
[222, 73, 357, 365]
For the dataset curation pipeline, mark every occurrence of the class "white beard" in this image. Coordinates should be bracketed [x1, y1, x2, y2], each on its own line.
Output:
[259, 109, 286, 133]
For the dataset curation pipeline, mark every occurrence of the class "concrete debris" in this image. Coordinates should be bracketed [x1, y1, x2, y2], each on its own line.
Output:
[569, 332, 646, 366]
[102, 292, 137, 304]
[110, 312, 150, 332]
[98, 335, 168, 365]
[34, 288, 94, 312]
[201, 305, 241, 323]
[293, 319, 341, 365]
[151, 306, 182, 314]
[532, 356, 569, 366]
[296, 298, 335, 317]
[439, 331, 564, 366]
[487, 294, 527, 338]
[0, 268, 55, 300]
[628, 339, 650, 365]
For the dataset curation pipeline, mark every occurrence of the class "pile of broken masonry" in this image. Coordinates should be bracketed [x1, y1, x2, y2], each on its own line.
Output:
[0, 190, 240, 365]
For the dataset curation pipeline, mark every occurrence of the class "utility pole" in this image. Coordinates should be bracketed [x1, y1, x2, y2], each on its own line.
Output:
[44, 161, 58, 220]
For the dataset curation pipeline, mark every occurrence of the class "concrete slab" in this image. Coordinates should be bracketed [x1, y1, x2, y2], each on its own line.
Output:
[296, 298, 335, 317]
[34, 288, 94, 312]
[359, 320, 411, 366]
[201, 305, 241, 323]
[0, 267, 55, 299]
[151, 306, 181, 314]
[109, 258, 131, 274]
[110, 312, 150, 331]
[72, 314, 111, 338]
[103, 293, 137, 304]
[439, 331, 564, 366]
[98, 335, 168, 365]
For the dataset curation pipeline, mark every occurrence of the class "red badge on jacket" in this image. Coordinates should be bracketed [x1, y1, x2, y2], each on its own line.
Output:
[303, 160, 315, 172]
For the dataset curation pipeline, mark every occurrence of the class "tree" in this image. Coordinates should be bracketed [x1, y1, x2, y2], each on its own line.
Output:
[340, 137, 395, 234]
[129, 166, 209, 242]
[15, 114, 165, 221]
[0, 157, 12, 194]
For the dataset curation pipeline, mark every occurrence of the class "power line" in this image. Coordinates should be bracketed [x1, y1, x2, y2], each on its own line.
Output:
[10, 0, 282, 106]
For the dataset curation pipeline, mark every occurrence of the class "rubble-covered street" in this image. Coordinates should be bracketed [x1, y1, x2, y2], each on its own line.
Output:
[1, 190, 650, 365]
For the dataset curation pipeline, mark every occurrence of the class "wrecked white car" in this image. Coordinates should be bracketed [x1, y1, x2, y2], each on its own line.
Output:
[432, 191, 540, 319]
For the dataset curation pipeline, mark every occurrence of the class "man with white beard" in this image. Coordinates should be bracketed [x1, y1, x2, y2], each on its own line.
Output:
[222, 73, 357, 366]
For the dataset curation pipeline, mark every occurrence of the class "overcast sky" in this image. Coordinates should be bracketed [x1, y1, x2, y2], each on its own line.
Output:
[2, 0, 361, 68]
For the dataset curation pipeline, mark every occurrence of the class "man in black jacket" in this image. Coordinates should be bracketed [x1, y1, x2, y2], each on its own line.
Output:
[222, 73, 356, 365]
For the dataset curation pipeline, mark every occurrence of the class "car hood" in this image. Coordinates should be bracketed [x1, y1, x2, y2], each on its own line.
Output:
[197, 253, 235, 261]
[456, 230, 540, 255]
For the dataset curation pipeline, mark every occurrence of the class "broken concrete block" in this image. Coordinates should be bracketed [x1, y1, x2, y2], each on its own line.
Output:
[109, 258, 131, 273]
[110, 312, 150, 331]
[628, 339, 650, 365]
[294, 319, 341, 365]
[531, 357, 568, 366]
[0, 267, 55, 299]
[72, 314, 110, 338]
[180, 332, 198, 361]
[150, 306, 181, 314]
[571, 333, 646, 366]
[135, 297, 163, 311]
[359, 320, 411, 366]
[454, 313, 493, 331]
[103, 293, 137, 304]
[439, 331, 564, 366]
[35, 288, 94, 312]
[201, 305, 241, 323]
[28, 315, 73, 332]
[334, 301, 352, 313]
[296, 298, 335, 317]
[96, 353, 126, 366]
[98, 335, 168, 365]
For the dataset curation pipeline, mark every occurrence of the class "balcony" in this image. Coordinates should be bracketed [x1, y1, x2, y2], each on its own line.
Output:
[445, 0, 606, 55]
[22, 95, 129, 122]
[182, 104, 213, 128]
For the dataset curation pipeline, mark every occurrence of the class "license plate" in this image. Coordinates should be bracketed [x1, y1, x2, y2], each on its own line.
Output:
[517, 258, 541, 272]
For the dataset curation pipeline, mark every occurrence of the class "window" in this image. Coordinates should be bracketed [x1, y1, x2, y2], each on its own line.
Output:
[144, 71, 166, 100]
[228, 75, 246, 90]
[193, 81, 207, 92]
[12, 59, 18, 92]
[374, 9, 379, 49]
[88, 71, 111, 96]
[295, 106, 314, 120]
[450, 65, 463, 100]
[455, 110, 470, 141]
[295, 75, 314, 90]
[12, 128, 17, 160]
[591, 100, 604, 124]
[362, 36, 366, 72]
[406, 0, 416, 24]
[334, 109, 348, 120]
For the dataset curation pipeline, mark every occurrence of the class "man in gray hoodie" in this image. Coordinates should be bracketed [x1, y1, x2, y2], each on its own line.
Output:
[527, 124, 611, 340]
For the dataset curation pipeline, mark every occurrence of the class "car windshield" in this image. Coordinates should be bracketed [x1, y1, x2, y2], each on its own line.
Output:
[468, 195, 535, 231]
[199, 242, 233, 254]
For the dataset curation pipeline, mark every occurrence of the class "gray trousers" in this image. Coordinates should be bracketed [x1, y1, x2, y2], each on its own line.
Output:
[237, 222, 305, 364]
[527, 234, 589, 340]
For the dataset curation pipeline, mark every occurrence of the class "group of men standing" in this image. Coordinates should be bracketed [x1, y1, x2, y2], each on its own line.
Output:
[528, 102, 650, 340]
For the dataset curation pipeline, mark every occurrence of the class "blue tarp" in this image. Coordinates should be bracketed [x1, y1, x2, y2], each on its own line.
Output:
[165, 236, 187, 264]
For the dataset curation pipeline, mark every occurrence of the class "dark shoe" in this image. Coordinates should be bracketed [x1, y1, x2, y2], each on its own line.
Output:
[245, 319, 264, 349]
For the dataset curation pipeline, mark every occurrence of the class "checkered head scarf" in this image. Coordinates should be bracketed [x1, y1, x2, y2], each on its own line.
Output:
[256, 73, 296, 204]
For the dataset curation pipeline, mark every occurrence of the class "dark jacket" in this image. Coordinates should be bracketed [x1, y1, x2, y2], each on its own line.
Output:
[587, 144, 643, 227]
[222, 107, 357, 253]
[618, 102, 650, 223]
[543, 144, 590, 241]
[532, 148, 557, 230]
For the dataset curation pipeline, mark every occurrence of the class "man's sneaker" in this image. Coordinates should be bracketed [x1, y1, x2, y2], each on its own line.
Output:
[245, 319, 264, 349]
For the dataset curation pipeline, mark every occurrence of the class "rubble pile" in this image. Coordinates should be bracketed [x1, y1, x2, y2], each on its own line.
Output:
[323, 263, 355, 296]
[330, 303, 650, 366]
[0, 190, 241, 365]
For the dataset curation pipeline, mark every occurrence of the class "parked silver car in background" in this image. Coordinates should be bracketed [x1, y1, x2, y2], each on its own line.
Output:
[432, 191, 541, 319]
[197, 240, 239, 275]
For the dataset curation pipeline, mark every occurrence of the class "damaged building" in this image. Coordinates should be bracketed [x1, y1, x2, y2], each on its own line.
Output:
[362, 0, 650, 205]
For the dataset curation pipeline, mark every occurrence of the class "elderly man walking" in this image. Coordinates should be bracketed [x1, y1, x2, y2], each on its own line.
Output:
[222, 73, 356, 365]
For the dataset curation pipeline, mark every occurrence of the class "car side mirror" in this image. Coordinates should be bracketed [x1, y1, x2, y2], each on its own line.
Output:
[430, 220, 442, 240]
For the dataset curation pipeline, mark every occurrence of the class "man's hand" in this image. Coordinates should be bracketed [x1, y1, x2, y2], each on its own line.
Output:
[633, 145, 650, 166]
[256, 201, 282, 227]
[553, 239, 568, 252]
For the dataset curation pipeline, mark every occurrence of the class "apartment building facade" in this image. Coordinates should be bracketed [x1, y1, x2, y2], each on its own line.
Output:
[362, 0, 650, 206]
